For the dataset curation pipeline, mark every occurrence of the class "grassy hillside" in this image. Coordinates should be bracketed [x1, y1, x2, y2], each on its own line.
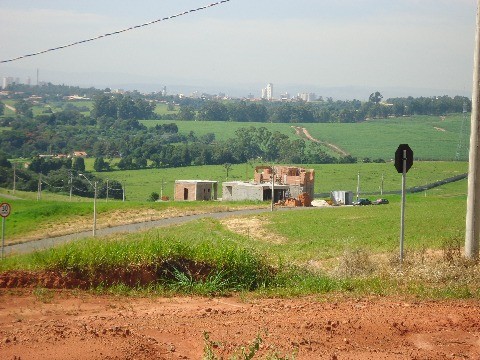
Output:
[0, 161, 467, 241]
[0, 183, 474, 298]
[304, 114, 468, 161]
[141, 113, 470, 161]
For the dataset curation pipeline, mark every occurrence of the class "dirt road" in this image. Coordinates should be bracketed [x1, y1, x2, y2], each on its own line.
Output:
[291, 126, 349, 157]
[1, 292, 479, 359]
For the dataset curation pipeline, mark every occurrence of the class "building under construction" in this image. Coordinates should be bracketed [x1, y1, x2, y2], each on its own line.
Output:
[222, 166, 314, 205]
[174, 180, 218, 201]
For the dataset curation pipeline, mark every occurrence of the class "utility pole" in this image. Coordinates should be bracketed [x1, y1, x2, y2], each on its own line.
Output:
[12, 163, 16, 194]
[69, 172, 73, 201]
[79, 173, 97, 236]
[93, 181, 97, 236]
[465, 0, 480, 259]
[106, 179, 109, 202]
[356, 172, 360, 201]
[122, 181, 125, 202]
[380, 173, 384, 196]
[37, 174, 42, 201]
[271, 165, 275, 212]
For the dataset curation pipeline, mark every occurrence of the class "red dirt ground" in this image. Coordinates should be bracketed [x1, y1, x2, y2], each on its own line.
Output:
[1, 289, 480, 360]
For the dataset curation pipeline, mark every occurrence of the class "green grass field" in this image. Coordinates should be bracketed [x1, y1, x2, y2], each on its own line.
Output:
[88, 161, 468, 202]
[0, 185, 474, 297]
[153, 103, 178, 116]
[141, 113, 469, 161]
[304, 114, 468, 161]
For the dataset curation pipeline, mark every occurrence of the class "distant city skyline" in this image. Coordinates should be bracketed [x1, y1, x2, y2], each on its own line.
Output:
[0, 1, 476, 100]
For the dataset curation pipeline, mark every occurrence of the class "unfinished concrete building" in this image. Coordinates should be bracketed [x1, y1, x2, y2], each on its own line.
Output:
[174, 180, 218, 201]
[222, 181, 289, 202]
[331, 190, 354, 205]
[222, 166, 315, 204]
[254, 166, 315, 199]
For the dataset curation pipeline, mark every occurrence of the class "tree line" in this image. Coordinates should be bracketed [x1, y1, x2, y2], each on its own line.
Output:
[154, 94, 470, 123]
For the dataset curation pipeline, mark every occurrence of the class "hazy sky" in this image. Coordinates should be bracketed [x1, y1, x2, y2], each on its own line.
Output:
[0, 0, 477, 98]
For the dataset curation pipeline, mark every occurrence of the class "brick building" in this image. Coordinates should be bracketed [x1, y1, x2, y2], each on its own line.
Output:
[174, 180, 218, 201]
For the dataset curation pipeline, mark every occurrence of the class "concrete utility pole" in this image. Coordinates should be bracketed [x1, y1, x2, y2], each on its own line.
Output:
[12, 163, 16, 194]
[465, 0, 480, 259]
[79, 174, 97, 237]
[271, 165, 275, 212]
[356, 172, 360, 201]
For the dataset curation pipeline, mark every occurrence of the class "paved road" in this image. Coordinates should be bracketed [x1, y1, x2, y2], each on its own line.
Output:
[3, 206, 311, 257]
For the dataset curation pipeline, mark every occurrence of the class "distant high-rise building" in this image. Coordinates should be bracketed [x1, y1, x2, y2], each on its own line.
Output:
[26, 77, 31, 86]
[261, 83, 273, 100]
[2, 77, 14, 89]
[266, 83, 273, 100]
[161, 86, 167, 96]
[298, 92, 316, 102]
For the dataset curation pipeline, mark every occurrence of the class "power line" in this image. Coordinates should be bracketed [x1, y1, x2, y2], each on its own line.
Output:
[0, 0, 232, 64]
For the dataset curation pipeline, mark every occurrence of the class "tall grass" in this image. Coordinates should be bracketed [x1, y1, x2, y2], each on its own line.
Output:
[0, 221, 274, 294]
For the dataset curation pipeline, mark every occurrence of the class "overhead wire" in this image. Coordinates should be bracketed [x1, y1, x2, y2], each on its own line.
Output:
[0, 0, 232, 64]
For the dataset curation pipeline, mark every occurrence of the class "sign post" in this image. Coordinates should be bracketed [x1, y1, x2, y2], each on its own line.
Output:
[395, 144, 413, 263]
[0, 202, 11, 260]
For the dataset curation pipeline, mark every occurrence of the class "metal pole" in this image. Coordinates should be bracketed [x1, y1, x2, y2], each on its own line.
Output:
[1, 217, 5, 260]
[122, 182, 125, 202]
[466, 0, 480, 259]
[93, 181, 97, 237]
[400, 149, 407, 263]
[106, 179, 109, 202]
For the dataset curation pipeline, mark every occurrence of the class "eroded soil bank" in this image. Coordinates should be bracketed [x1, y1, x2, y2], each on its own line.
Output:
[1, 291, 479, 359]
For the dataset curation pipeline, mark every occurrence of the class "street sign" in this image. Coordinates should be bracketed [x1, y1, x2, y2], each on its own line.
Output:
[395, 144, 413, 173]
[0, 203, 11, 218]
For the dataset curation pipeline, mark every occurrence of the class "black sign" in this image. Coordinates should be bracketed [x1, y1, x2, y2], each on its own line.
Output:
[395, 144, 413, 173]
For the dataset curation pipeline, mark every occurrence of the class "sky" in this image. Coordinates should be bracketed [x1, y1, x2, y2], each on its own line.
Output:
[0, 0, 477, 99]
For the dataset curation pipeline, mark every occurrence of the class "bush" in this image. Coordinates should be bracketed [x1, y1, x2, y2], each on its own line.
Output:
[148, 192, 160, 202]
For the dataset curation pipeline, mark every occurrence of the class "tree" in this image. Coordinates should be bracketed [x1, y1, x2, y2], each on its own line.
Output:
[224, 163, 232, 179]
[92, 94, 117, 118]
[15, 99, 33, 118]
[93, 157, 110, 172]
[369, 91, 383, 104]
[0, 152, 12, 168]
[117, 156, 135, 170]
[72, 157, 86, 172]
[197, 101, 228, 121]
[0, 101, 4, 116]
[178, 105, 196, 121]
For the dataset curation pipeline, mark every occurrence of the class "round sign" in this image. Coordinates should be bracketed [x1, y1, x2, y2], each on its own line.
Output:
[0, 202, 11, 218]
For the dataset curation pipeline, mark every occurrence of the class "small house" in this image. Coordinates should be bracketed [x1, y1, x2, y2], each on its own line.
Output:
[174, 180, 218, 201]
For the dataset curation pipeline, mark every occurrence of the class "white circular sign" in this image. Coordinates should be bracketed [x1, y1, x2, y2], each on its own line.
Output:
[0, 203, 11, 218]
